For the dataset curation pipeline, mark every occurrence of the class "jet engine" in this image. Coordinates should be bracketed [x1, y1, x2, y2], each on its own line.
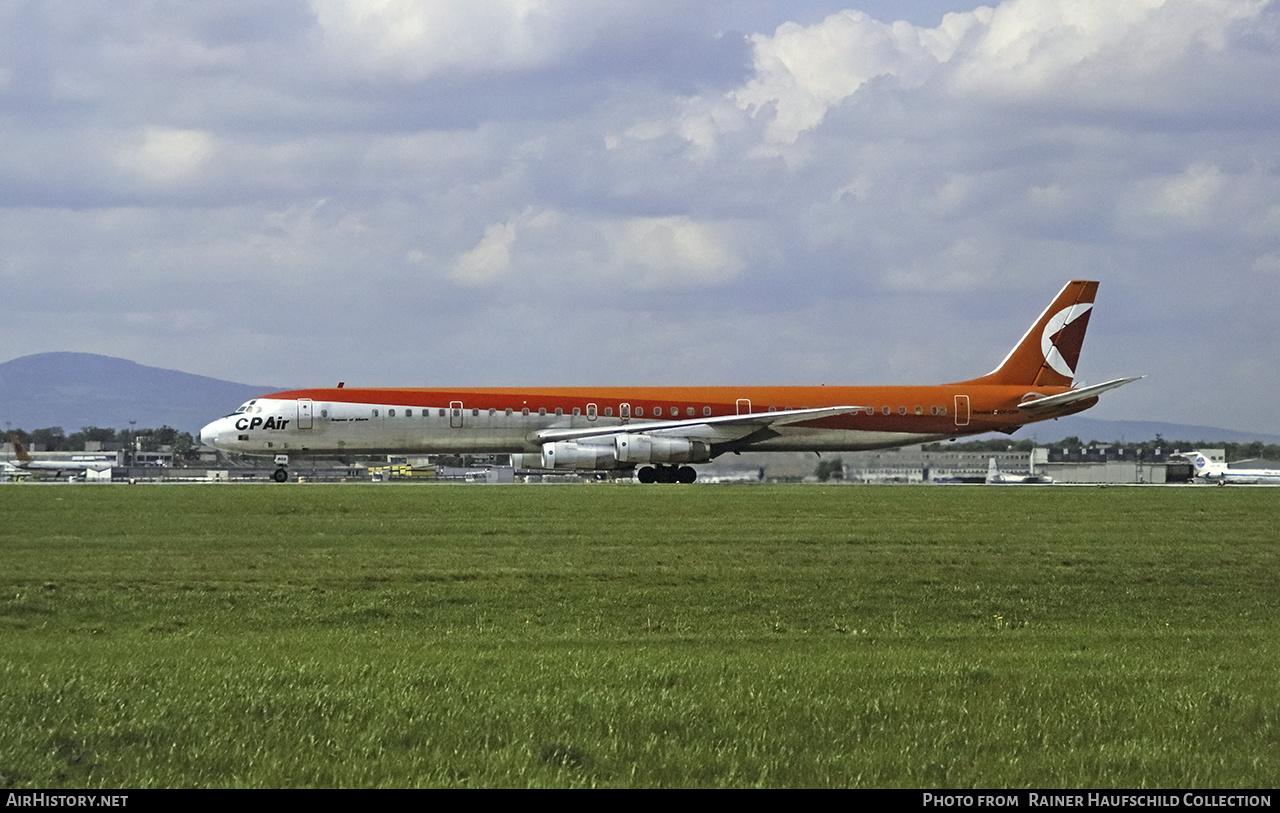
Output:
[614, 434, 710, 464]
[535, 441, 624, 471]
[512, 434, 712, 472]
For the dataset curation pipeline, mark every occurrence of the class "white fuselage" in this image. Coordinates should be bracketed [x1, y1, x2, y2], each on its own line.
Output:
[198, 395, 948, 460]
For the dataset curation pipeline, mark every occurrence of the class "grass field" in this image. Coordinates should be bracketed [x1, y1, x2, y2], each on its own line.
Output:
[1, 482, 1277, 788]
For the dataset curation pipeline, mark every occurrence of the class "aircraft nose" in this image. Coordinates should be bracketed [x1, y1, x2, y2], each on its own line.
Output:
[199, 420, 222, 449]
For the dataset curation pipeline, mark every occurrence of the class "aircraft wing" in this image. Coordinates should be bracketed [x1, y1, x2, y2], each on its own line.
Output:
[533, 405, 874, 445]
[1018, 376, 1144, 413]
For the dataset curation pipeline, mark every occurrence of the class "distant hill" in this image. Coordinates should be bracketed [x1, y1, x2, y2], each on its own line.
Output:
[2, 352, 1277, 445]
[0, 353, 283, 435]
[1005, 415, 1280, 447]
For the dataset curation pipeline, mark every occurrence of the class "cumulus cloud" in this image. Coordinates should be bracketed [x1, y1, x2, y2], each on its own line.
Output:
[312, 0, 614, 79]
[116, 127, 217, 184]
[450, 210, 742, 290]
[733, 9, 981, 144]
[453, 221, 518, 285]
[712, 0, 1272, 149]
[602, 216, 744, 289]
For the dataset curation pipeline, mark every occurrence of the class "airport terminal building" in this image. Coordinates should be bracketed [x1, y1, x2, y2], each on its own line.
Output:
[838, 445, 1200, 484]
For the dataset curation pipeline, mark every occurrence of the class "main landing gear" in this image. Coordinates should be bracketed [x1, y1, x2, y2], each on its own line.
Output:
[636, 465, 697, 484]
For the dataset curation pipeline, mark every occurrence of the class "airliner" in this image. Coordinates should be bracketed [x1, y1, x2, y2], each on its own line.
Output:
[200, 280, 1140, 483]
[985, 457, 1054, 485]
[3, 436, 116, 479]
[1183, 451, 1280, 485]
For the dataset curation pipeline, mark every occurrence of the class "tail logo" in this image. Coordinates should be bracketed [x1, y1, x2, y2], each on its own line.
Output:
[1041, 303, 1093, 380]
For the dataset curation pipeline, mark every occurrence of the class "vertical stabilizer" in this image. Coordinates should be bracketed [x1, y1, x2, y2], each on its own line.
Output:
[958, 280, 1098, 388]
[986, 457, 1001, 484]
[10, 435, 33, 463]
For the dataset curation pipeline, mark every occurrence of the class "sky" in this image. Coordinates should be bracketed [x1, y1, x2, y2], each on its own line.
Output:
[2, 0, 1278, 435]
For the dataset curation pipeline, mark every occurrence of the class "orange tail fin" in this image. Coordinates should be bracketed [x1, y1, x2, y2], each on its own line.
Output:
[958, 280, 1098, 388]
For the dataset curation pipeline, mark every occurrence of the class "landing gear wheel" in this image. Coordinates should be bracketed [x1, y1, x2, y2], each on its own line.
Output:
[678, 466, 697, 484]
[637, 466, 656, 484]
[272, 468, 288, 483]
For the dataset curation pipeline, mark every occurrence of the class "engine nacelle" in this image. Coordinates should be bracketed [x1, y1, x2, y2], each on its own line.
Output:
[535, 441, 624, 471]
[614, 434, 710, 464]
[514, 434, 712, 471]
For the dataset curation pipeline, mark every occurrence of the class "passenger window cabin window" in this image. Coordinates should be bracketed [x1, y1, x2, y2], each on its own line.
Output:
[372, 409, 379, 417]
[898, 406, 907, 415]
[555, 408, 563, 416]
[320, 409, 328, 418]
[505, 408, 512, 416]
[768, 406, 777, 412]
[573, 407, 581, 416]
[605, 407, 613, 417]
[703, 407, 711, 417]
[687, 407, 694, 417]
[489, 408, 496, 416]
[522, 408, 530, 416]
[636, 407, 644, 417]
[539, 408, 547, 416]
[882, 407, 890, 415]
[439, 409, 446, 417]
[388, 409, 395, 417]
[654, 407, 663, 417]
[472, 408, 479, 417]
[914, 406, 923, 415]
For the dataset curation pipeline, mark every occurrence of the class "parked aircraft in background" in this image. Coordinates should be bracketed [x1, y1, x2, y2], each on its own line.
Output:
[3, 435, 115, 480]
[200, 279, 1140, 483]
[985, 457, 1054, 485]
[1183, 451, 1280, 485]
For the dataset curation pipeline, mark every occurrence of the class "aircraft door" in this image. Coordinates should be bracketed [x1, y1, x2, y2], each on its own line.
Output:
[450, 401, 464, 428]
[297, 399, 313, 430]
[736, 399, 752, 415]
[620, 403, 630, 423]
[954, 395, 970, 427]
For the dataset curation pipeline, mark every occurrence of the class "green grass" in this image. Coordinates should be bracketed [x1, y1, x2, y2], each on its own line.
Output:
[1, 483, 1277, 787]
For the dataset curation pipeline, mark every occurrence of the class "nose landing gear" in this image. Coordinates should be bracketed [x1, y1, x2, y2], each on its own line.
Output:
[272, 454, 289, 483]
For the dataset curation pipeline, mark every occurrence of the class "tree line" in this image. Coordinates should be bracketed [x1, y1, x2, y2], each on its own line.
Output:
[5, 426, 201, 462]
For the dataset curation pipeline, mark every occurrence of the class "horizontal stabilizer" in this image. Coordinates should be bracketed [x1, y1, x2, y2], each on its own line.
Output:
[1018, 376, 1144, 412]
